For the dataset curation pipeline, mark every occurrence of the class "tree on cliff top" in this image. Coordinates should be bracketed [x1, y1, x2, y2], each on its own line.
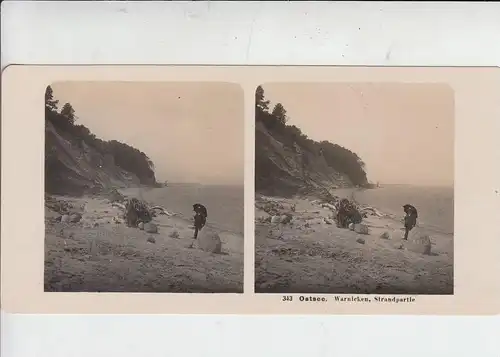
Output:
[60, 102, 76, 125]
[45, 86, 59, 112]
[272, 103, 288, 126]
[256, 85, 270, 112]
[45, 86, 157, 185]
[255, 85, 369, 186]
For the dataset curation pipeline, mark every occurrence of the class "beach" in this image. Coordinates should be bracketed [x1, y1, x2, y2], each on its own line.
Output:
[255, 186, 454, 295]
[353, 185, 454, 235]
[44, 184, 244, 293]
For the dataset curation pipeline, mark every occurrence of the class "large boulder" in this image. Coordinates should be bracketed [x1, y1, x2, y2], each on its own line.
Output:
[353, 223, 369, 235]
[406, 228, 432, 255]
[197, 229, 222, 254]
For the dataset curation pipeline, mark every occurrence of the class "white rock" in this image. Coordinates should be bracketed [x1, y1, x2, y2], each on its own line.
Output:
[197, 229, 222, 254]
[406, 228, 432, 255]
[353, 223, 369, 235]
[271, 215, 281, 224]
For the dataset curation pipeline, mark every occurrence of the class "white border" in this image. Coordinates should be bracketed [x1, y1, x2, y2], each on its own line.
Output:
[2, 1, 500, 67]
[1, 1, 500, 357]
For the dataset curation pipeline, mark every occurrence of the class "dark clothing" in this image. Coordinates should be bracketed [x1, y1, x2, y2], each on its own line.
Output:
[402, 205, 418, 240]
[194, 212, 206, 229]
[193, 203, 208, 218]
[403, 225, 413, 240]
[192, 203, 208, 239]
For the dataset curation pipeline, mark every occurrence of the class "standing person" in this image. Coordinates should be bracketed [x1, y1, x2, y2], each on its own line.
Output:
[403, 204, 418, 240]
[192, 203, 208, 239]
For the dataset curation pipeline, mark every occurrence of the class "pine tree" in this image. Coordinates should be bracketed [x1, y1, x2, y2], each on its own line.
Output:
[45, 86, 59, 112]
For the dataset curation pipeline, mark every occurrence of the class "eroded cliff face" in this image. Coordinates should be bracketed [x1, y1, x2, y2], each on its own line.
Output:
[255, 121, 352, 198]
[45, 120, 141, 196]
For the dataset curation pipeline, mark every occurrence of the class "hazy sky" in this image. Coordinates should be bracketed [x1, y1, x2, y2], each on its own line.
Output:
[51, 82, 244, 185]
[262, 83, 454, 186]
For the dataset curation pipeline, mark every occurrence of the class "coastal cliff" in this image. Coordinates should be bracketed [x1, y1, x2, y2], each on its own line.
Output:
[45, 85, 158, 196]
[254, 85, 370, 199]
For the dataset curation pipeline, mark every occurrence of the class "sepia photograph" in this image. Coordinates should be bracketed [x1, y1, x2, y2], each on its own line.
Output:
[3, 65, 498, 315]
[254, 83, 454, 295]
[44, 81, 244, 293]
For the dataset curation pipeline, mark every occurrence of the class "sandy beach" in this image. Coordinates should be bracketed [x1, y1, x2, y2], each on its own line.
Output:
[255, 188, 454, 295]
[44, 187, 244, 293]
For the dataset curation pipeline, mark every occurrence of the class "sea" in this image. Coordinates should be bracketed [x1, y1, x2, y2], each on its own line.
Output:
[352, 184, 454, 235]
[135, 183, 244, 235]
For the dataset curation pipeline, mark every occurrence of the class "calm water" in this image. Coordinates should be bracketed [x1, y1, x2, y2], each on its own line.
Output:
[137, 183, 244, 235]
[353, 184, 454, 235]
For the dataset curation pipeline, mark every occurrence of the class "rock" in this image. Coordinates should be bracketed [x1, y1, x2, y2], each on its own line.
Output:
[69, 213, 82, 223]
[138, 222, 144, 230]
[144, 222, 158, 234]
[348, 223, 354, 231]
[280, 214, 292, 224]
[406, 228, 432, 255]
[169, 230, 180, 239]
[353, 223, 369, 235]
[324, 218, 333, 225]
[379, 231, 391, 240]
[356, 237, 366, 244]
[322, 203, 337, 211]
[60, 214, 70, 223]
[197, 229, 222, 254]
[147, 236, 156, 244]
[271, 215, 281, 224]
[307, 218, 324, 225]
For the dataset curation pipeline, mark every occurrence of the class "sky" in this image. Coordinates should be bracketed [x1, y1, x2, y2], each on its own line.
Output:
[261, 83, 454, 187]
[50, 81, 244, 185]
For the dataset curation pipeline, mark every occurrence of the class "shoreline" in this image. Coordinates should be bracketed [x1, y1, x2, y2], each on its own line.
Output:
[119, 185, 244, 236]
[44, 188, 244, 293]
[254, 187, 454, 294]
[346, 187, 454, 236]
